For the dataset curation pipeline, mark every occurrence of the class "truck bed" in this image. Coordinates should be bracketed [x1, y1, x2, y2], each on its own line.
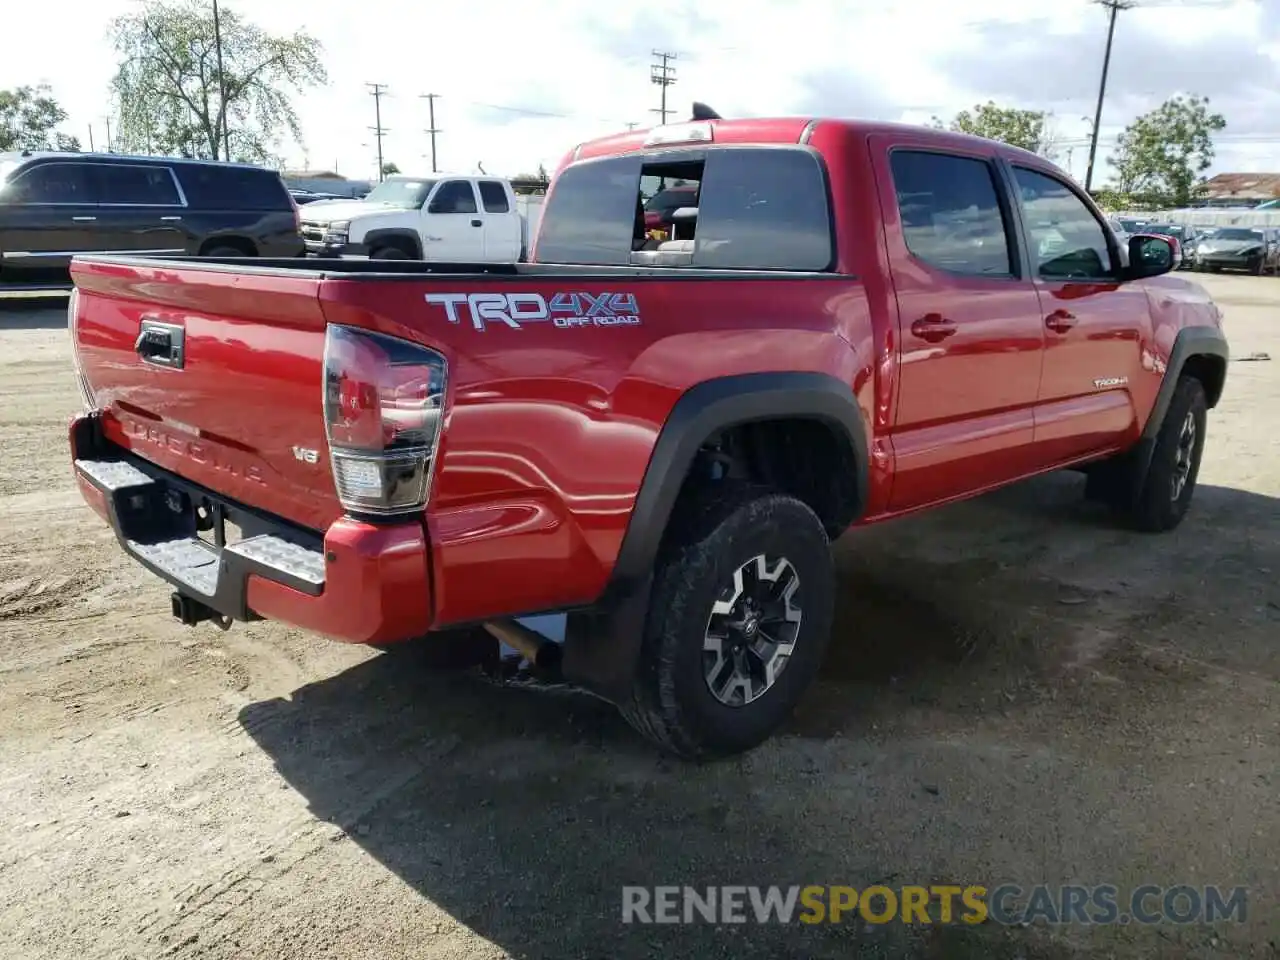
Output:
[69, 252, 864, 628]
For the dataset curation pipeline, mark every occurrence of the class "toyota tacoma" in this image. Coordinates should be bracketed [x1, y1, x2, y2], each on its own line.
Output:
[66, 110, 1228, 758]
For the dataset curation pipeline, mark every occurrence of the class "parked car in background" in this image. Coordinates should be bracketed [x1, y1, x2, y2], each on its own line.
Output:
[297, 174, 537, 262]
[1143, 223, 1194, 269]
[1191, 226, 1277, 275]
[0, 151, 303, 293]
[642, 182, 699, 233]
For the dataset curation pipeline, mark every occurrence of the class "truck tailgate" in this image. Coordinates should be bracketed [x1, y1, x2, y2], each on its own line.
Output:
[70, 258, 340, 532]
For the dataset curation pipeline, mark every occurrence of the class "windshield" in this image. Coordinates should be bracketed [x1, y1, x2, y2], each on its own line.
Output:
[1213, 228, 1264, 241]
[362, 178, 436, 208]
[1117, 218, 1145, 231]
[1148, 224, 1185, 238]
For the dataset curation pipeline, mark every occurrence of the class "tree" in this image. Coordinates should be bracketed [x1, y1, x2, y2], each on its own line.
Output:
[380, 162, 400, 176]
[109, 0, 326, 164]
[0, 85, 81, 152]
[931, 101, 1057, 156]
[1107, 95, 1226, 208]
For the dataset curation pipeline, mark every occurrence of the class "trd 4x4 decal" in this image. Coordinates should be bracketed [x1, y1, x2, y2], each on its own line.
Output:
[425, 292, 640, 331]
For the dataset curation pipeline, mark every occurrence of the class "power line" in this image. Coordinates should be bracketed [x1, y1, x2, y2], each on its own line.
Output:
[421, 93, 441, 173]
[366, 82, 388, 181]
[1085, 0, 1137, 192]
[650, 50, 678, 125]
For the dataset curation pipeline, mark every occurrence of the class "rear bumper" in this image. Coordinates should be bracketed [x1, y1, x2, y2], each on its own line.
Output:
[70, 414, 432, 644]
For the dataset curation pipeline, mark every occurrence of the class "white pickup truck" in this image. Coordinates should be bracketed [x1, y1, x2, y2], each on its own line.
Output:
[298, 175, 542, 263]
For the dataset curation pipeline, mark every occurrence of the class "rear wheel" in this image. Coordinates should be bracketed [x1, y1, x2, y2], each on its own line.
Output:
[370, 245, 411, 260]
[619, 485, 835, 759]
[203, 244, 252, 258]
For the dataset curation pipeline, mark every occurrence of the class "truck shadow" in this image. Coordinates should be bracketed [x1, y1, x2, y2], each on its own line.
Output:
[237, 472, 1277, 960]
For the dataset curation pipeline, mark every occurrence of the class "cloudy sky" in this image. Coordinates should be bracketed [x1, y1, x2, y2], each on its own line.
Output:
[2, 0, 1277, 183]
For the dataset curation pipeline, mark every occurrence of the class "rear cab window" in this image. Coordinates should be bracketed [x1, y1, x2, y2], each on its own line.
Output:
[535, 146, 833, 271]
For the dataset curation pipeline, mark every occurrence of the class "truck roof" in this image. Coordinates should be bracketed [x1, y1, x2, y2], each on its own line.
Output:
[567, 116, 1045, 167]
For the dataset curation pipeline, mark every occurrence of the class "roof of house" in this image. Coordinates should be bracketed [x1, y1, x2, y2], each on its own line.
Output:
[1201, 173, 1280, 200]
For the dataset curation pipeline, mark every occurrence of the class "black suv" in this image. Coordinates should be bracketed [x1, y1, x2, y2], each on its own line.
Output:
[0, 152, 303, 289]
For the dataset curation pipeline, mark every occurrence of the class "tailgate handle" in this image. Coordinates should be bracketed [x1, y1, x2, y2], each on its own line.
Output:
[135, 319, 186, 369]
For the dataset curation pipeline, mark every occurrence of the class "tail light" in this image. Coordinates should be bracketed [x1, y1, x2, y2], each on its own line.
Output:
[322, 325, 447, 516]
[66, 288, 96, 411]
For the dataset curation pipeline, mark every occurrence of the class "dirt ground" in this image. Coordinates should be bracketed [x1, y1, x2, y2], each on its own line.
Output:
[0, 275, 1277, 960]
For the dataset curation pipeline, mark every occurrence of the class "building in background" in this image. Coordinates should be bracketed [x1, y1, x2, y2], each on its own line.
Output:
[1197, 173, 1280, 209]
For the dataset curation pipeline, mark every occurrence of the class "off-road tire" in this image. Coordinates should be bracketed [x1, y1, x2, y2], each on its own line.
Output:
[618, 485, 835, 759]
[1094, 375, 1208, 533]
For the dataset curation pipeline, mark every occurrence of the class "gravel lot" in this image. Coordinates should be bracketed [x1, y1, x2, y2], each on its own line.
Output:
[1, 275, 1277, 960]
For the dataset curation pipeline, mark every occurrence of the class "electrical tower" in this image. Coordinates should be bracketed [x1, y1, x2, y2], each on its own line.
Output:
[421, 93, 441, 173]
[367, 82, 389, 181]
[1084, 0, 1136, 192]
[650, 50, 678, 126]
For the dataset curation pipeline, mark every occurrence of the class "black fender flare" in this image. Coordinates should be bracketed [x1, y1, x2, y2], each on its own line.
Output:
[1125, 325, 1229, 498]
[361, 228, 423, 259]
[562, 371, 869, 701]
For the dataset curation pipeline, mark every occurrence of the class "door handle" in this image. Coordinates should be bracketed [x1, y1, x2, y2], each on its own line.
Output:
[161, 216, 182, 222]
[72, 216, 97, 222]
[1045, 309, 1077, 333]
[910, 313, 958, 343]
[470, 219, 483, 227]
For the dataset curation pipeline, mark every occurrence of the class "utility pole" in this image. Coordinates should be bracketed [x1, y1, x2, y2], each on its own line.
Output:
[1084, 0, 1135, 192]
[420, 93, 440, 173]
[212, 0, 231, 160]
[649, 50, 678, 126]
[88, 124, 95, 152]
[367, 83, 389, 181]
[103, 116, 113, 153]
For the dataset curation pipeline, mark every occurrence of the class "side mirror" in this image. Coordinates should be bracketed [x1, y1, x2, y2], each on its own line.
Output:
[1126, 234, 1177, 280]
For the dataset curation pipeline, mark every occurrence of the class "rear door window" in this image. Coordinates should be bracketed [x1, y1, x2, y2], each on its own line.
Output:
[174, 165, 291, 211]
[889, 150, 1014, 277]
[477, 181, 510, 213]
[95, 164, 182, 205]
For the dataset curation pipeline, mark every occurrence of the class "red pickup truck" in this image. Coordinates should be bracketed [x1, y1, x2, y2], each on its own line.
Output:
[66, 113, 1228, 758]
